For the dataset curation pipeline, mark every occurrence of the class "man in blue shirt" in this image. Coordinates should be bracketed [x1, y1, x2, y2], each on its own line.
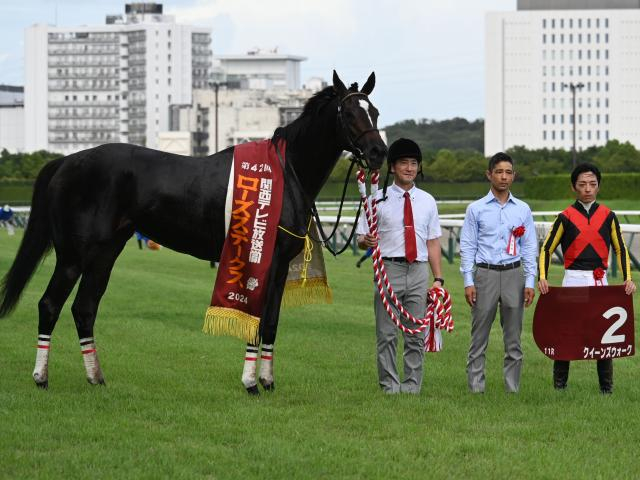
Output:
[460, 152, 537, 393]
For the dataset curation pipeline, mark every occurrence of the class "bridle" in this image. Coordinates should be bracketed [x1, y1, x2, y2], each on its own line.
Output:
[337, 91, 380, 169]
[278, 90, 383, 256]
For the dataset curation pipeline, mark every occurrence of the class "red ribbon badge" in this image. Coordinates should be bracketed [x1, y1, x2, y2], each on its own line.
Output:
[593, 267, 606, 286]
[506, 225, 525, 256]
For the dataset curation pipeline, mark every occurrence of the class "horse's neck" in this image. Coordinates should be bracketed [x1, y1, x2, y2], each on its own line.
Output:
[287, 121, 342, 200]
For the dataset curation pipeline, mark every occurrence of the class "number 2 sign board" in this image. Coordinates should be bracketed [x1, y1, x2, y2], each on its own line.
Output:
[533, 285, 635, 361]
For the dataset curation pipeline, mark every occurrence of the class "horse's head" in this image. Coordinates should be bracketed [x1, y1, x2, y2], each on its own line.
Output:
[333, 71, 387, 171]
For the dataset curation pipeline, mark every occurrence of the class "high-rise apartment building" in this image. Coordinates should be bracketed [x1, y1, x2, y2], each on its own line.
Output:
[24, 3, 211, 154]
[485, 0, 640, 155]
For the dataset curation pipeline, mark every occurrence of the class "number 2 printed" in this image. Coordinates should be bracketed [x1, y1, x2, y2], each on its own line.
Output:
[601, 306, 627, 344]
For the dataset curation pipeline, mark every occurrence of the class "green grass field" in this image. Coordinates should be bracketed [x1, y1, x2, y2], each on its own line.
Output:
[1, 231, 639, 479]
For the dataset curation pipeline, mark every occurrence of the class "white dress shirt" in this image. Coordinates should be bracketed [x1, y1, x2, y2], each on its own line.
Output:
[357, 183, 441, 262]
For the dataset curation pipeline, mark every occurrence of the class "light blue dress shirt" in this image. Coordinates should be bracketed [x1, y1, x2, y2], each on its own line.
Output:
[459, 190, 538, 288]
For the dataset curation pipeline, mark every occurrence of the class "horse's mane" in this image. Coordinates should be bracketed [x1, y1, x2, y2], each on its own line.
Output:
[272, 84, 358, 144]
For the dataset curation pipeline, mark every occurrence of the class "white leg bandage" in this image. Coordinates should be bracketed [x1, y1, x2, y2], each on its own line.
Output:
[259, 343, 274, 386]
[242, 344, 259, 389]
[80, 337, 103, 384]
[33, 334, 51, 385]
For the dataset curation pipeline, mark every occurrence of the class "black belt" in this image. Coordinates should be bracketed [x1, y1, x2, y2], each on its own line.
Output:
[476, 261, 521, 271]
[382, 257, 408, 263]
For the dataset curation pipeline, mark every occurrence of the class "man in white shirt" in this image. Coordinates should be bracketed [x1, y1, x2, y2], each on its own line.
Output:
[357, 138, 443, 394]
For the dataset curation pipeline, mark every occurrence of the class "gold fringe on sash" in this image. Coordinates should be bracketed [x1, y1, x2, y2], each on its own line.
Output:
[203, 306, 260, 344]
[282, 277, 333, 308]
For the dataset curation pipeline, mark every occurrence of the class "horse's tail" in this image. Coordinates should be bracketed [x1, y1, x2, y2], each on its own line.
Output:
[0, 157, 64, 317]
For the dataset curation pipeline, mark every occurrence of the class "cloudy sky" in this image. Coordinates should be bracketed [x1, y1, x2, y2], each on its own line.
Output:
[0, 0, 516, 126]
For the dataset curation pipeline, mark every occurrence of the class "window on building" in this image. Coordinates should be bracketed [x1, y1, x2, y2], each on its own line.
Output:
[596, 18, 600, 28]
[597, 130, 600, 140]
[578, 130, 583, 141]
[552, 34, 556, 43]
[551, 82, 556, 92]
[606, 130, 610, 140]
[605, 33, 609, 43]
[543, 50, 547, 60]
[543, 34, 547, 44]
[561, 131, 565, 140]
[605, 82, 609, 92]
[569, 50, 573, 60]
[578, 65, 583, 75]
[578, 50, 582, 60]
[605, 18, 609, 28]
[605, 66, 609, 75]
[552, 19, 555, 28]
[587, 18, 591, 28]
[560, 114, 564, 124]
[578, 18, 582, 28]
[552, 114, 556, 124]
[543, 114, 547, 124]
[543, 131, 547, 140]
[579, 114, 583, 123]
[587, 50, 591, 60]
[551, 65, 556, 76]
[560, 19, 564, 28]
[605, 114, 609, 124]
[578, 33, 582, 43]
[596, 33, 600, 43]
[569, 33, 573, 43]
[587, 65, 591, 75]
[560, 50, 565, 60]
[552, 131, 556, 140]
[596, 114, 600, 123]
[569, 18, 573, 28]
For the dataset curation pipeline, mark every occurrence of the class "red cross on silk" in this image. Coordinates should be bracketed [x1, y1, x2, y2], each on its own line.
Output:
[564, 205, 610, 268]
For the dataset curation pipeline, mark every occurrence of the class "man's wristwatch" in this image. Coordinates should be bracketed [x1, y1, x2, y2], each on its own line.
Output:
[434, 277, 445, 286]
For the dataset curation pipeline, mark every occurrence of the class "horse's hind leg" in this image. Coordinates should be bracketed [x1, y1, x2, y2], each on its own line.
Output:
[34, 260, 82, 388]
[71, 236, 129, 385]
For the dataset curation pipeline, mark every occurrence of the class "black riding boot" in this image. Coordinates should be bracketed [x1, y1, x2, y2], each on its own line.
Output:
[553, 360, 570, 390]
[597, 359, 613, 394]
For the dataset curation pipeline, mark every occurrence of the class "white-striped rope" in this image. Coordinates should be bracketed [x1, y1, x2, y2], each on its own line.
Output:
[357, 169, 453, 350]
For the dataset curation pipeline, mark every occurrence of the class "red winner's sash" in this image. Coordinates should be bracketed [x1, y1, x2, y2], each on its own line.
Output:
[533, 285, 635, 361]
[203, 139, 285, 343]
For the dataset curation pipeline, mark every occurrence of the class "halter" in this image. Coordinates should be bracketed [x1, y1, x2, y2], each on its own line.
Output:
[338, 92, 380, 167]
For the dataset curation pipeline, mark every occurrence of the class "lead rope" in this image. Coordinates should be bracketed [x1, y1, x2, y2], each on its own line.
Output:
[356, 168, 454, 351]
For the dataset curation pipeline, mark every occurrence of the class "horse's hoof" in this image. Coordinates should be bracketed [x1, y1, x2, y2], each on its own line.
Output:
[87, 377, 106, 386]
[246, 385, 260, 396]
[259, 378, 275, 391]
[35, 380, 48, 390]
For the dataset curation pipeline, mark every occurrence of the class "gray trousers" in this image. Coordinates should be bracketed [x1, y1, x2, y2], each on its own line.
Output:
[467, 266, 524, 393]
[374, 261, 429, 394]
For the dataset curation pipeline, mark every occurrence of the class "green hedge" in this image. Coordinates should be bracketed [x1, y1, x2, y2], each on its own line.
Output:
[525, 173, 640, 199]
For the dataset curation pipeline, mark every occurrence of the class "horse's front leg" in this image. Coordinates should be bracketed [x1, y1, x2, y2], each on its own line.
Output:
[240, 257, 289, 394]
[242, 343, 260, 395]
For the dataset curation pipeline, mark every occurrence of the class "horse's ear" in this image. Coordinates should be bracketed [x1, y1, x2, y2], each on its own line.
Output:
[333, 70, 347, 96]
[361, 72, 375, 95]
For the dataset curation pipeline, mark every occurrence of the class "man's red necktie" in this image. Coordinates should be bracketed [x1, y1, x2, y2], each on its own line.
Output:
[403, 192, 417, 263]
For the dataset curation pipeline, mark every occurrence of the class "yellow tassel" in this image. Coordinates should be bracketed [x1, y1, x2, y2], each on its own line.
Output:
[203, 306, 260, 344]
[282, 278, 333, 308]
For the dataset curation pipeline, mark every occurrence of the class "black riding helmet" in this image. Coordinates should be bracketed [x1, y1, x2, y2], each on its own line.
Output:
[380, 138, 423, 201]
[387, 138, 422, 166]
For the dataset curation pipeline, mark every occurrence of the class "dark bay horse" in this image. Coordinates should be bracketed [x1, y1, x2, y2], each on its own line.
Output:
[0, 71, 387, 393]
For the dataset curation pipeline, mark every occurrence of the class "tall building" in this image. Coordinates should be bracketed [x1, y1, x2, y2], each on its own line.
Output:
[216, 51, 306, 90]
[161, 50, 314, 156]
[24, 3, 211, 154]
[0, 85, 25, 152]
[485, 0, 640, 155]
